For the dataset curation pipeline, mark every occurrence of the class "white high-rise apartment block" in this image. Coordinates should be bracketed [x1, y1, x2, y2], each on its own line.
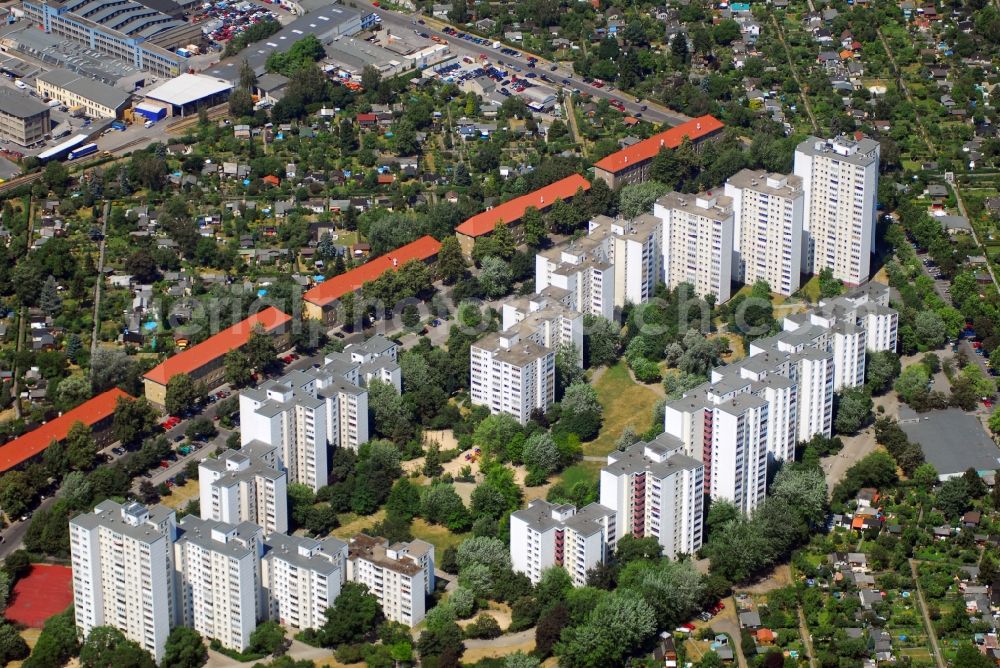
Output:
[70, 501, 177, 663]
[263, 534, 348, 631]
[346, 535, 435, 627]
[199, 445, 289, 535]
[501, 294, 584, 366]
[793, 135, 880, 285]
[593, 214, 663, 309]
[664, 389, 769, 513]
[174, 516, 264, 652]
[654, 191, 735, 303]
[510, 500, 616, 586]
[470, 333, 555, 425]
[240, 344, 387, 489]
[724, 170, 805, 296]
[325, 335, 402, 393]
[600, 436, 705, 558]
[535, 232, 615, 321]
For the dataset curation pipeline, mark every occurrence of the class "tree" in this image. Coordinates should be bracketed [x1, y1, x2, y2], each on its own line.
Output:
[556, 589, 657, 667]
[245, 329, 278, 372]
[311, 582, 384, 647]
[421, 483, 471, 532]
[56, 374, 91, 410]
[79, 626, 155, 668]
[361, 65, 382, 93]
[866, 350, 901, 394]
[39, 275, 61, 317]
[386, 477, 421, 522]
[450, 587, 476, 619]
[225, 349, 253, 388]
[249, 620, 288, 656]
[894, 365, 930, 405]
[559, 382, 603, 440]
[478, 256, 513, 299]
[913, 463, 940, 489]
[768, 467, 828, 525]
[112, 396, 157, 446]
[835, 388, 873, 435]
[615, 425, 640, 452]
[162, 627, 208, 668]
[523, 432, 561, 475]
[936, 477, 971, 518]
[0, 622, 29, 665]
[423, 443, 444, 478]
[23, 608, 78, 668]
[229, 88, 254, 117]
[914, 311, 947, 348]
[65, 421, 97, 471]
[165, 373, 201, 416]
[437, 236, 467, 284]
[615, 535, 664, 565]
[955, 643, 995, 668]
[583, 315, 621, 368]
[0, 471, 32, 519]
[817, 267, 844, 299]
[90, 349, 138, 393]
[619, 558, 703, 628]
[618, 181, 671, 219]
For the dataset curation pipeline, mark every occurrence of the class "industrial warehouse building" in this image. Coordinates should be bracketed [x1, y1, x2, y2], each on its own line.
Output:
[22, 0, 194, 77]
[142, 308, 291, 406]
[0, 90, 51, 146]
[35, 69, 132, 119]
[203, 3, 377, 82]
[144, 73, 233, 117]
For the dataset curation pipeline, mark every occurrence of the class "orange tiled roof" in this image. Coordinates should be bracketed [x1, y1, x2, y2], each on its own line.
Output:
[303, 236, 442, 307]
[593, 115, 725, 175]
[143, 307, 291, 385]
[455, 174, 591, 238]
[0, 389, 131, 472]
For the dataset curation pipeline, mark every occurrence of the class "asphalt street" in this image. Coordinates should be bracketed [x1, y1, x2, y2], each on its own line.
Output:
[376, 9, 691, 127]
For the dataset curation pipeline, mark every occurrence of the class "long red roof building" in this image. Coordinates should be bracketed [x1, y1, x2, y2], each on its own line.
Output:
[455, 174, 591, 255]
[593, 115, 725, 189]
[0, 388, 131, 473]
[142, 307, 292, 405]
[303, 235, 442, 315]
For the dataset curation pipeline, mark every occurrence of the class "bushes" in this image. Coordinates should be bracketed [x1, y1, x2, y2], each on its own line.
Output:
[464, 614, 502, 639]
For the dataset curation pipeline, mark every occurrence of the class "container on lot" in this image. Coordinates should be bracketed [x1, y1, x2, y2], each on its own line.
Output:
[134, 101, 167, 121]
[68, 143, 98, 160]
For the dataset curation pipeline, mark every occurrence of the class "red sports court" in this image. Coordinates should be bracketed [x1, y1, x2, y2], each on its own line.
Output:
[4, 564, 73, 628]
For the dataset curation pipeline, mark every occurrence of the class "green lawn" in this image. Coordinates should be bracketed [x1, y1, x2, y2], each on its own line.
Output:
[798, 275, 821, 303]
[411, 518, 469, 553]
[586, 362, 661, 457]
[558, 461, 604, 488]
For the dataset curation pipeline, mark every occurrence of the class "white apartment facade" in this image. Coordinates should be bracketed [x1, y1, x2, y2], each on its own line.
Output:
[470, 333, 555, 425]
[664, 388, 769, 514]
[724, 169, 805, 296]
[240, 360, 374, 490]
[793, 135, 880, 286]
[654, 191, 735, 303]
[600, 436, 705, 558]
[501, 294, 585, 366]
[199, 446, 289, 535]
[263, 534, 348, 631]
[346, 535, 435, 627]
[535, 234, 615, 321]
[173, 517, 264, 652]
[70, 501, 177, 663]
[509, 500, 617, 586]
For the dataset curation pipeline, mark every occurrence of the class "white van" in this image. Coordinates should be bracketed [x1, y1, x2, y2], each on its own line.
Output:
[14, 80, 26, 90]
[144, 120, 155, 129]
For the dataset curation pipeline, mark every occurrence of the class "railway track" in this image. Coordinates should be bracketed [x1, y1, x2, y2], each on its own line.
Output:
[0, 134, 150, 197]
[167, 104, 229, 134]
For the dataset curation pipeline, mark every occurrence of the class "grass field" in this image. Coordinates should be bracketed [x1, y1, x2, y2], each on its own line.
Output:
[586, 362, 660, 457]
[333, 509, 385, 540]
[411, 518, 469, 553]
[160, 479, 200, 510]
[558, 461, 604, 488]
[798, 275, 821, 303]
